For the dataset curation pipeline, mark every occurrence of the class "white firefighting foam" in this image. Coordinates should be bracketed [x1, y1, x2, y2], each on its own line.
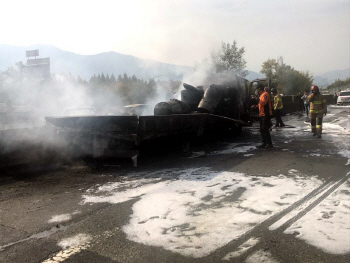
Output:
[322, 116, 350, 165]
[279, 110, 350, 165]
[47, 211, 81, 224]
[245, 250, 280, 263]
[209, 144, 256, 155]
[58, 233, 92, 249]
[284, 179, 350, 254]
[82, 168, 321, 257]
[48, 214, 72, 223]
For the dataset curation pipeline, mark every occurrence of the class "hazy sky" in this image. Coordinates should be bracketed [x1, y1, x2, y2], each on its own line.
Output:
[1, 0, 349, 75]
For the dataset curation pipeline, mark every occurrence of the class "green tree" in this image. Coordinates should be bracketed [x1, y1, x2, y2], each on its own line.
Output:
[327, 78, 350, 90]
[261, 57, 313, 94]
[110, 74, 117, 86]
[211, 40, 248, 77]
[100, 73, 106, 85]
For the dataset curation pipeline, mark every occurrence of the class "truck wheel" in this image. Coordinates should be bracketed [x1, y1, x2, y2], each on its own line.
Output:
[180, 138, 192, 157]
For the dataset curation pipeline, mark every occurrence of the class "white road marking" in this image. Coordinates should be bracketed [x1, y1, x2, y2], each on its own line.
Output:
[42, 229, 118, 263]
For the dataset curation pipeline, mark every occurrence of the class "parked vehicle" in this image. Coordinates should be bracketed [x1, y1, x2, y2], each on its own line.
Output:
[337, 91, 350, 105]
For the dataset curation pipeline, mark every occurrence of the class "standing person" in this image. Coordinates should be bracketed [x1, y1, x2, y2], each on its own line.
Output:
[308, 85, 327, 138]
[296, 91, 304, 111]
[271, 88, 285, 127]
[251, 84, 273, 148]
[301, 90, 310, 118]
[333, 93, 338, 104]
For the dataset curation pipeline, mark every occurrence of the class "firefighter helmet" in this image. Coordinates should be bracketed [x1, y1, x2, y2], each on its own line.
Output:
[311, 85, 319, 92]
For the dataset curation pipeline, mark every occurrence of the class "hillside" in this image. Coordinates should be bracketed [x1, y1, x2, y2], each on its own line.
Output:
[0, 44, 267, 82]
[0, 44, 194, 81]
[3, 44, 346, 85]
[313, 68, 350, 87]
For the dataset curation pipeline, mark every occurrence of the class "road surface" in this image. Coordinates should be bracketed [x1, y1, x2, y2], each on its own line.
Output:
[0, 106, 349, 263]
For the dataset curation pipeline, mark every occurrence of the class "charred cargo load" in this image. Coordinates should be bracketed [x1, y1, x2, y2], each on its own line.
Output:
[45, 75, 253, 166]
[154, 99, 191, 115]
[181, 84, 204, 111]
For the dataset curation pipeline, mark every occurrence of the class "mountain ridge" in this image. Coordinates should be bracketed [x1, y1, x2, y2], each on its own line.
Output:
[0, 44, 348, 84]
[0, 44, 194, 80]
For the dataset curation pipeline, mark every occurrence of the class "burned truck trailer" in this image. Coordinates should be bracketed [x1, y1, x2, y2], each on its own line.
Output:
[45, 76, 252, 166]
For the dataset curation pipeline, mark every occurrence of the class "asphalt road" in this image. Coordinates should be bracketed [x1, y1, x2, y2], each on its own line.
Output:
[0, 106, 349, 263]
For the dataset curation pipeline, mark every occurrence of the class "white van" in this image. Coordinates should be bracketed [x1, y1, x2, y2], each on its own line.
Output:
[337, 91, 350, 105]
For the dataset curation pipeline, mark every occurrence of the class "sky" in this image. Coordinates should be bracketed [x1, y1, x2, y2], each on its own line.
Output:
[1, 0, 349, 75]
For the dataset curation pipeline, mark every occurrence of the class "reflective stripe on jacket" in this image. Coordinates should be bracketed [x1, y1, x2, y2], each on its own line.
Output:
[308, 93, 327, 114]
[258, 91, 272, 117]
[274, 94, 283, 110]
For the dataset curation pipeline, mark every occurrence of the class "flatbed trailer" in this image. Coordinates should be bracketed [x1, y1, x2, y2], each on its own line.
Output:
[45, 113, 251, 166]
[45, 76, 262, 166]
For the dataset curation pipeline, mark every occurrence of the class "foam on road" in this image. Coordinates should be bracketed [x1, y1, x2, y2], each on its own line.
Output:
[83, 168, 323, 257]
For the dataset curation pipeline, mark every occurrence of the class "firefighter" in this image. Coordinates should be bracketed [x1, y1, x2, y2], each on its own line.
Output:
[308, 85, 327, 138]
[271, 88, 285, 127]
[252, 84, 273, 148]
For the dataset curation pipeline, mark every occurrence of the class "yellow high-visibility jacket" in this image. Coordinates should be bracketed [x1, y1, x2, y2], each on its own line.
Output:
[274, 94, 283, 110]
[308, 93, 327, 114]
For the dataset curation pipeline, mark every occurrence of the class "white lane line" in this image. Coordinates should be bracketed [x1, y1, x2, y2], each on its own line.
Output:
[41, 228, 118, 263]
[42, 243, 91, 263]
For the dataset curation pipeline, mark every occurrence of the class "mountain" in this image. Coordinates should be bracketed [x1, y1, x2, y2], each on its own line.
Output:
[245, 71, 265, 81]
[0, 44, 193, 81]
[2, 44, 346, 85]
[313, 68, 350, 87]
[0, 44, 268, 82]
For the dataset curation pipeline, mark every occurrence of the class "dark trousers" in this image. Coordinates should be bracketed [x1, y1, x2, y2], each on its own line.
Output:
[260, 116, 272, 145]
[275, 109, 284, 127]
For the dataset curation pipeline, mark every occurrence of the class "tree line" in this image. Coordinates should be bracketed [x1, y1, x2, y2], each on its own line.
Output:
[0, 65, 181, 113]
[327, 78, 350, 91]
[211, 41, 314, 95]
